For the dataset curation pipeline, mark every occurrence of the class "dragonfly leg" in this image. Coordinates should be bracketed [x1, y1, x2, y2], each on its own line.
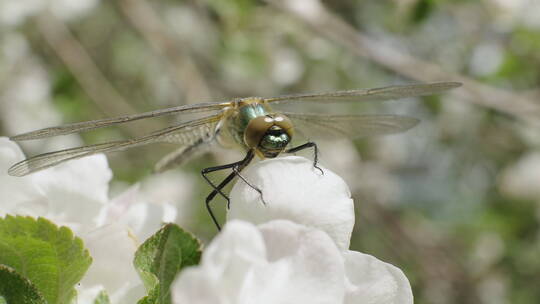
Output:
[203, 171, 237, 230]
[285, 141, 324, 175]
[232, 166, 267, 206]
[201, 150, 255, 230]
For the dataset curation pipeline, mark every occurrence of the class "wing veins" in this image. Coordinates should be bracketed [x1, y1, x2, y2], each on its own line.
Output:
[10, 101, 229, 141]
[284, 112, 419, 140]
[266, 82, 461, 104]
[8, 115, 221, 176]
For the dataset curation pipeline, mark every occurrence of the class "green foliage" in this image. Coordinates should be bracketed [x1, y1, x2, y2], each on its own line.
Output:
[52, 69, 99, 122]
[93, 290, 111, 304]
[410, 0, 435, 23]
[0, 216, 92, 304]
[206, 0, 256, 28]
[0, 265, 46, 304]
[493, 28, 540, 86]
[134, 223, 202, 304]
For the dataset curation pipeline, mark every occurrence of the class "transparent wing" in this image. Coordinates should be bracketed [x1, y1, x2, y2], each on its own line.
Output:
[265, 82, 461, 105]
[8, 115, 221, 177]
[10, 101, 229, 141]
[284, 112, 419, 141]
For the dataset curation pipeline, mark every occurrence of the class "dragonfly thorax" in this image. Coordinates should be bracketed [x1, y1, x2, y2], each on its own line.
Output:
[244, 114, 293, 158]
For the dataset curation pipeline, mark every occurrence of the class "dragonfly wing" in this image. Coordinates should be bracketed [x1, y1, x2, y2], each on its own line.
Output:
[8, 115, 221, 176]
[10, 101, 229, 141]
[284, 112, 419, 141]
[265, 82, 461, 105]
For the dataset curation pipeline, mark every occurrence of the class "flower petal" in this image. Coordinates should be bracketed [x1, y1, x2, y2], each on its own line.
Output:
[343, 251, 413, 304]
[0, 137, 43, 216]
[79, 223, 145, 303]
[173, 220, 267, 303]
[173, 220, 346, 304]
[228, 156, 355, 250]
[28, 153, 111, 232]
[242, 220, 345, 304]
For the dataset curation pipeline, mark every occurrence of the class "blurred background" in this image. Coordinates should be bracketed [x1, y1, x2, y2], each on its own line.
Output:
[1, 0, 540, 303]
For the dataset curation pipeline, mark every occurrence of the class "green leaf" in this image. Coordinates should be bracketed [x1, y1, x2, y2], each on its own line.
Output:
[134, 223, 202, 304]
[136, 289, 159, 304]
[93, 290, 111, 304]
[0, 265, 47, 304]
[0, 215, 92, 304]
[410, 0, 435, 24]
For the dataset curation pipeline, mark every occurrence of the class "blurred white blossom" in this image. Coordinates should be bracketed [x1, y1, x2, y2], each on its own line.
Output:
[0, 60, 58, 133]
[271, 47, 304, 86]
[476, 272, 509, 304]
[489, 0, 540, 29]
[469, 232, 505, 275]
[0, 137, 174, 303]
[469, 43, 504, 77]
[0, 0, 99, 26]
[284, 0, 324, 21]
[498, 152, 540, 201]
[0, 35, 81, 153]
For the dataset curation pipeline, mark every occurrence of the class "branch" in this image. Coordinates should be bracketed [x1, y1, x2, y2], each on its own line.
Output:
[266, 0, 540, 127]
[36, 12, 161, 135]
[116, 0, 212, 104]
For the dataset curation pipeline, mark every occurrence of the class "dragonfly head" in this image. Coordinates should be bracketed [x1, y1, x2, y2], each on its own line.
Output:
[244, 114, 294, 158]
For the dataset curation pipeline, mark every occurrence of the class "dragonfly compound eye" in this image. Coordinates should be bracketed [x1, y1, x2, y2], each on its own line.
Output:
[259, 127, 291, 158]
[244, 114, 294, 152]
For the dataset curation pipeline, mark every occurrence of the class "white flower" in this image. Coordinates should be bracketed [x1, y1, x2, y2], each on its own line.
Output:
[227, 156, 355, 250]
[0, 137, 109, 228]
[136, 170, 198, 230]
[0, 137, 173, 303]
[172, 220, 412, 304]
[78, 222, 146, 304]
[175, 156, 412, 304]
[343, 251, 413, 304]
[173, 220, 344, 304]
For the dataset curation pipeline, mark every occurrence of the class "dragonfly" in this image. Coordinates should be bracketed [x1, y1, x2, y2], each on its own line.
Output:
[8, 81, 461, 229]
